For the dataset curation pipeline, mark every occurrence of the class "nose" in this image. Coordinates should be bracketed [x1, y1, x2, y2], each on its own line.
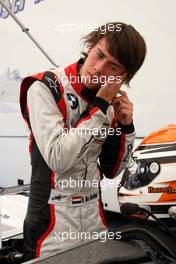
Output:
[93, 60, 106, 75]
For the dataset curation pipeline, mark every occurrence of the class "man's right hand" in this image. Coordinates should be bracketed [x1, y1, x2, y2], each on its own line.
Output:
[96, 74, 126, 103]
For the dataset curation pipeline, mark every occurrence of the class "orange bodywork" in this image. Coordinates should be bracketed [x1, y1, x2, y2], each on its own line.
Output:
[141, 124, 176, 144]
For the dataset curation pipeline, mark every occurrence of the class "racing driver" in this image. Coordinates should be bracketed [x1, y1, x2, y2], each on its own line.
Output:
[20, 22, 146, 260]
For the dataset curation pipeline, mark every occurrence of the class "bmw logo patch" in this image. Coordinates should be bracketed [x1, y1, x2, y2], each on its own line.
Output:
[66, 93, 78, 109]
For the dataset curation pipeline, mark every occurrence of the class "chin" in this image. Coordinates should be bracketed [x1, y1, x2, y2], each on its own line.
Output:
[83, 82, 100, 91]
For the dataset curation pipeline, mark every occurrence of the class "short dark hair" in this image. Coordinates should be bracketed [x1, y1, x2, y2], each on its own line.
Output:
[81, 22, 147, 85]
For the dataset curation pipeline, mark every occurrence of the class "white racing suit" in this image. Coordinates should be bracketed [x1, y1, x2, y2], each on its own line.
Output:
[20, 59, 135, 260]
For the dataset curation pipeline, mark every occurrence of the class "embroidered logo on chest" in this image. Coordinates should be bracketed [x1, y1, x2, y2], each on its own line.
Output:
[66, 93, 78, 109]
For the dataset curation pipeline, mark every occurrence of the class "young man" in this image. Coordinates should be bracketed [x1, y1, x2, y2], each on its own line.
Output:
[20, 22, 146, 260]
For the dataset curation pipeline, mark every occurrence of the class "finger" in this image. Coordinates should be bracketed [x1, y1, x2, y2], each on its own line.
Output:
[112, 96, 130, 104]
[117, 108, 133, 115]
[107, 81, 121, 90]
[117, 90, 128, 97]
[114, 103, 133, 113]
[111, 97, 120, 105]
[109, 74, 125, 89]
[112, 97, 132, 106]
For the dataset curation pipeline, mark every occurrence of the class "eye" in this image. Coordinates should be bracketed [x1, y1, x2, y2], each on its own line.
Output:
[96, 52, 103, 59]
[111, 66, 117, 71]
[110, 64, 118, 71]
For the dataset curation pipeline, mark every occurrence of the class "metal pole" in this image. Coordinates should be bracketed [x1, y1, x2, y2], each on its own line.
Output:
[0, 0, 59, 67]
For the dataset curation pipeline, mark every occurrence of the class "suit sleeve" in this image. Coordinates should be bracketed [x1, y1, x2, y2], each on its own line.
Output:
[99, 121, 135, 179]
[27, 80, 112, 174]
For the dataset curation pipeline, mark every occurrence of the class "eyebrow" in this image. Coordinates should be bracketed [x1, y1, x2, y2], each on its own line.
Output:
[97, 47, 121, 68]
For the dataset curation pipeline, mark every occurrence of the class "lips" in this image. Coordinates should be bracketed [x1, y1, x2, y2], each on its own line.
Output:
[86, 72, 94, 82]
[83, 71, 101, 88]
